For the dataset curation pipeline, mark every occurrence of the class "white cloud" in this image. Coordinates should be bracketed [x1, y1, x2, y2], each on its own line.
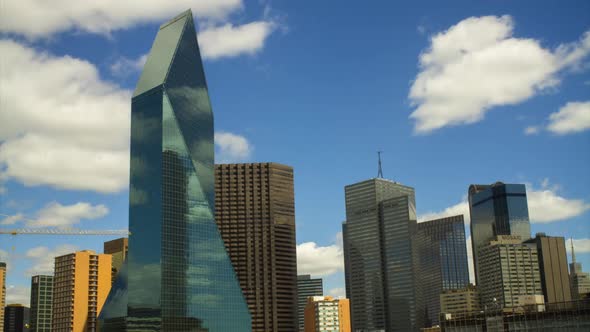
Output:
[524, 126, 541, 135]
[466, 236, 475, 284]
[110, 54, 147, 77]
[0, 39, 130, 193]
[6, 285, 31, 307]
[328, 288, 346, 298]
[418, 180, 590, 225]
[409, 15, 590, 133]
[25, 244, 78, 276]
[0, 0, 243, 38]
[28, 202, 109, 228]
[0, 213, 24, 225]
[297, 240, 343, 277]
[214, 132, 253, 163]
[547, 101, 590, 134]
[566, 238, 590, 254]
[199, 21, 276, 60]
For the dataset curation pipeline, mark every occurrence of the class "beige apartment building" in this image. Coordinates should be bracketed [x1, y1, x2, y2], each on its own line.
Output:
[1, 262, 6, 331]
[52, 250, 111, 332]
[440, 284, 480, 318]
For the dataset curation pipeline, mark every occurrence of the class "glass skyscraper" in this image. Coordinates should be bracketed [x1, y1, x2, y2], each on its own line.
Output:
[99, 10, 251, 331]
[415, 215, 470, 327]
[468, 182, 531, 284]
[342, 178, 419, 331]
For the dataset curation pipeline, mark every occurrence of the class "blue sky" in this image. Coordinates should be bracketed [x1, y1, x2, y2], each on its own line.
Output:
[1, 0, 589, 305]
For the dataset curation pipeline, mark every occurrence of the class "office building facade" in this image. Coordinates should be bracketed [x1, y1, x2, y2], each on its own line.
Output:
[297, 275, 323, 331]
[570, 240, 590, 299]
[4, 304, 30, 332]
[440, 285, 480, 318]
[52, 250, 111, 332]
[104, 238, 128, 284]
[478, 236, 543, 309]
[342, 178, 418, 331]
[416, 215, 470, 326]
[99, 10, 251, 331]
[468, 182, 531, 284]
[304, 296, 351, 332]
[524, 234, 572, 303]
[215, 162, 298, 332]
[30, 275, 53, 332]
[1, 262, 5, 332]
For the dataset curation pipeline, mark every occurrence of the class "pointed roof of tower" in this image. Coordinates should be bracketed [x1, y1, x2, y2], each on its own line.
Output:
[133, 9, 194, 97]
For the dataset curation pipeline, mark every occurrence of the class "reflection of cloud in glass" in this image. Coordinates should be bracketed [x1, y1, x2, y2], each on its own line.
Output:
[131, 114, 160, 143]
[191, 294, 222, 307]
[130, 157, 148, 178]
[128, 263, 161, 307]
[130, 185, 148, 206]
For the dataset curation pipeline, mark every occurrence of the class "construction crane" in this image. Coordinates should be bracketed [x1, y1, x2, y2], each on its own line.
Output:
[0, 213, 129, 236]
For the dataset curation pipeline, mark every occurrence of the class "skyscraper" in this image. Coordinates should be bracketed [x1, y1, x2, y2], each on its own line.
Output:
[304, 296, 351, 332]
[297, 275, 323, 331]
[52, 250, 111, 332]
[104, 238, 128, 284]
[30, 275, 53, 332]
[570, 239, 590, 299]
[415, 215, 470, 326]
[468, 182, 531, 284]
[342, 178, 418, 331]
[478, 236, 543, 309]
[524, 234, 572, 303]
[3, 304, 30, 332]
[99, 10, 251, 331]
[214, 163, 298, 332]
[0, 262, 5, 332]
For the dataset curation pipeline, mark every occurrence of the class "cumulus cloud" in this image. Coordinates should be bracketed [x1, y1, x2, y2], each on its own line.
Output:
[297, 239, 343, 277]
[199, 21, 276, 59]
[0, 213, 24, 225]
[110, 54, 147, 77]
[0, 40, 130, 193]
[547, 101, 590, 134]
[566, 238, 590, 254]
[214, 132, 253, 163]
[418, 180, 590, 224]
[0, 0, 243, 38]
[31, 202, 109, 228]
[25, 244, 78, 276]
[524, 126, 541, 135]
[328, 288, 346, 298]
[409, 15, 590, 133]
[6, 285, 31, 307]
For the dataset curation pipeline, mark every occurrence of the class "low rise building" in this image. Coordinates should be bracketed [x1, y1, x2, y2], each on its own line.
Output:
[304, 296, 351, 332]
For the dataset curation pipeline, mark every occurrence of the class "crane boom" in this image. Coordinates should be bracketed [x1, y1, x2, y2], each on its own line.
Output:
[0, 229, 130, 236]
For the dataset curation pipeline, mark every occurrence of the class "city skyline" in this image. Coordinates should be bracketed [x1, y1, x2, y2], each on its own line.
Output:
[1, 0, 590, 310]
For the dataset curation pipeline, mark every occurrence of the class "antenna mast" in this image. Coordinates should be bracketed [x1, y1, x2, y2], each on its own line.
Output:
[377, 151, 383, 178]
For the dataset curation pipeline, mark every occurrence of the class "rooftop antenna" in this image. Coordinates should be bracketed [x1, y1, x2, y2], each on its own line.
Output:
[377, 151, 384, 178]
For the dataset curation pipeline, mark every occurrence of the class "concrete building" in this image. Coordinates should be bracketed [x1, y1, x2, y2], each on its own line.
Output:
[3, 304, 30, 332]
[297, 275, 323, 331]
[478, 235, 543, 310]
[52, 250, 111, 332]
[304, 296, 351, 332]
[440, 285, 480, 318]
[103, 238, 127, 284]
[215, 162, 298, 332]
[30, 275, 53, 332]
[468, 182, 531, 285]
[570, 239, 590, 299]
[342, 178, 418, 331]
[524, 234, 572, 303]
[415, 215, 470, 326]
[1, 262, 5, 332]
[99, 10, 251, 331]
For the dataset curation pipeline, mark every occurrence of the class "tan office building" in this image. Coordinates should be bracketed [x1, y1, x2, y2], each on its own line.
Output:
[304, 296, 351, 332]
[215, 163, 298, 332]
[1, 262, 6, 332]
[525, 234, 572, 303]
[440, 284, 480, 318]
[52, 250, 112, 332]
[103, 237, 128, 283]
[478, 235, 543, 310]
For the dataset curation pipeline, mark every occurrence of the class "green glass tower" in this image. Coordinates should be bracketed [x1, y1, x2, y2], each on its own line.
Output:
[99, 10, 251, 331]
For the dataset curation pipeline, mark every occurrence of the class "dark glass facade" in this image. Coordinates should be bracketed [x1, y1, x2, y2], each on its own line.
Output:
[4, 305, 29, 332]
[297, 275, 323, 331]
[30, 275, 53, 332]
[342, 178, 418, 331]
[99, 10, 251, 331]
[415, 215, 470, 327]
[468, 182, 531, 284]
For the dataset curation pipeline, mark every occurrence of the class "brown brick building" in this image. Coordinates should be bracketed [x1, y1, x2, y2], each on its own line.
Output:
[215, 162, 298, 332]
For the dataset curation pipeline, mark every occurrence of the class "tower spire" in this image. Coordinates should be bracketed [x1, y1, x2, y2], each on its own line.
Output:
[377, 151, 383, 178]
[571, 237, 576, 264]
